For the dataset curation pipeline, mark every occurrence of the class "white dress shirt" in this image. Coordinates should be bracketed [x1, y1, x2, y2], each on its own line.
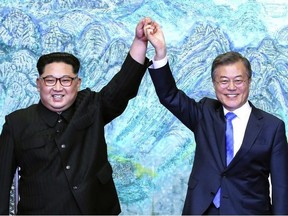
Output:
[224, 102, 252, 156]
[150, 56, 168, 69]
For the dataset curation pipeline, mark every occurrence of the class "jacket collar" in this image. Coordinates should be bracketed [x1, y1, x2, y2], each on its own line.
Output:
[38, 101, 75, 127]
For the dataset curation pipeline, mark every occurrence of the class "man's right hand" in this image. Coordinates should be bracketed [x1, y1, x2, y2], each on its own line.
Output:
[144, 20, 167, 61]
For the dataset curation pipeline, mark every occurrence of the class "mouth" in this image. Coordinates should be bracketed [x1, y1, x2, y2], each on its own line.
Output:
[226, 94, 238, 98]
[52, 94, 64, 100]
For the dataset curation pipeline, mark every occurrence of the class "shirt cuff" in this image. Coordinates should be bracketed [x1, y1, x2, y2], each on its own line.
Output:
[149, 55, 168, 69]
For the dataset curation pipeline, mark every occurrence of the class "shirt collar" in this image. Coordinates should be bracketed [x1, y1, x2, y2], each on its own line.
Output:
[223, 101, 252, 119]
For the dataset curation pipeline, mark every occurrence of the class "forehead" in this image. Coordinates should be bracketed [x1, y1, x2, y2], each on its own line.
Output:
[214, 61, 247, 78]
[42, 62, 74, 76]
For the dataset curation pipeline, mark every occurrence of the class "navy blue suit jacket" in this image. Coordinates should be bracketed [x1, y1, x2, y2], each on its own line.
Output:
[149, 62, 288, 215]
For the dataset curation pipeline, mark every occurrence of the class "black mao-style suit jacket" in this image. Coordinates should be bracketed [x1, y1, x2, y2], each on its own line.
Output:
[0, 54, 147, 215]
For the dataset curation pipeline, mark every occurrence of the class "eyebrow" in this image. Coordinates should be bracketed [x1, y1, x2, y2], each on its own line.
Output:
[41, 75, 74, 78]
[218, 75, 244, 79]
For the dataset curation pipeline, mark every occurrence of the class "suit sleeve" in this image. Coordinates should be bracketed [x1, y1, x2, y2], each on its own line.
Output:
[270, 120, 288, 214]
[100, 53, 148, 123]
[148, 62, 201, 131]
[0, 118, 18, 214]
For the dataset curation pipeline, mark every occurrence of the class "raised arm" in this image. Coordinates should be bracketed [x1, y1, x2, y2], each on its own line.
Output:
[146, 21, 200, 130]
[100, 18, 154, 123]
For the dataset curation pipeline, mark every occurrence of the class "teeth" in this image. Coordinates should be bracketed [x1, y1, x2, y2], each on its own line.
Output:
[53, 95, 63, 98]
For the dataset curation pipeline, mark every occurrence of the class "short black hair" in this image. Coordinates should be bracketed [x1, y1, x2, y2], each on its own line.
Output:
[211, 51, 252, 80]
[36, 52, 80, 76]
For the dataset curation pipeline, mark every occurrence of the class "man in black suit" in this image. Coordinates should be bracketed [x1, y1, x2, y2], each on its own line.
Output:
[0, 18, 152, 215]
[143, 21, 288, 214]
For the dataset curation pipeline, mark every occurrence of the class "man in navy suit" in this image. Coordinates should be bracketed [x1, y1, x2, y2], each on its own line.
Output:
[143, 21, 288, 214]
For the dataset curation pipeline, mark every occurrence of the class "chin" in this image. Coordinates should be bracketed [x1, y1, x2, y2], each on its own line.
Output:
[49, 105, 66, 112]
[224, 104, 238, 111]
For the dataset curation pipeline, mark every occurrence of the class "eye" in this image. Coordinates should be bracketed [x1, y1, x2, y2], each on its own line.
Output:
[234, 79, 243, 85]
[45, 78, 56, 84]
[220, 80, 229, 84]
[61, 78, 71, 84]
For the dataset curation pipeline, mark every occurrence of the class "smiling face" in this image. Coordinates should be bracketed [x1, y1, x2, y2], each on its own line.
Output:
[213, 61, 251, 111]
[36, 62, 81, 112]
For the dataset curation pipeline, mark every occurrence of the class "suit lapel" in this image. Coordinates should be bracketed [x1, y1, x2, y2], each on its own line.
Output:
[229, 105, 263, 167]
[214, 106, 226, 167]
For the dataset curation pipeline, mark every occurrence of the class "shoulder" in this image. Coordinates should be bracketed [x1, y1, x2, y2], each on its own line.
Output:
[250, 102, 284, 125]
[4, 104, 40, 135]
[7, 104, 38, 121]
[75, 88, 99, 104]
[73, 88, 101, 115]
[199, 97, 223, 111]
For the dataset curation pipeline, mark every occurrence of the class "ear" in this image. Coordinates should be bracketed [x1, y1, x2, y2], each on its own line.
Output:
[248, 78, 252, 85]
[212, 80, 217, 89]
[77, 78, 82, 90]
[36, 78, 41, 91]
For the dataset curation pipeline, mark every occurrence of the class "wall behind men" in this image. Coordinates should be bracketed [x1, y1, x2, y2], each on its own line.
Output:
[0, 0, 287, 214]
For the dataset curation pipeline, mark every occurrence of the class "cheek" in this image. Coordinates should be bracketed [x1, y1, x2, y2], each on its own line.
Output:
[67, 86, 79, 96]
[39, 89, 49, 98]
[39, 86, 53, 98]
[215, 88, 225, 97]
[240, 87, 250, 96]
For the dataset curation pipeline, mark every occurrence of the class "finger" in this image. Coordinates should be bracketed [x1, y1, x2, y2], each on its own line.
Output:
[147, 28, 153, 35]
[144, 25, 155, 37]
[144, 17, 152, 25]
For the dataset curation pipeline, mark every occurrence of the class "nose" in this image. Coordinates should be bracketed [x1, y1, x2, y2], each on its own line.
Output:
[53, 79, 63, 91]
[227, 80, 237, 90]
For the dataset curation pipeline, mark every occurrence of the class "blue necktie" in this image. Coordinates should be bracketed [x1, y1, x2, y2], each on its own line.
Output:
[213, 112, 237, 208]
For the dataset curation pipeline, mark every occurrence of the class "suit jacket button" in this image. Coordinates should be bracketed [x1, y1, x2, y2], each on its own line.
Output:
[66, 165, 71, 170]
[73, 186, 78, 190]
